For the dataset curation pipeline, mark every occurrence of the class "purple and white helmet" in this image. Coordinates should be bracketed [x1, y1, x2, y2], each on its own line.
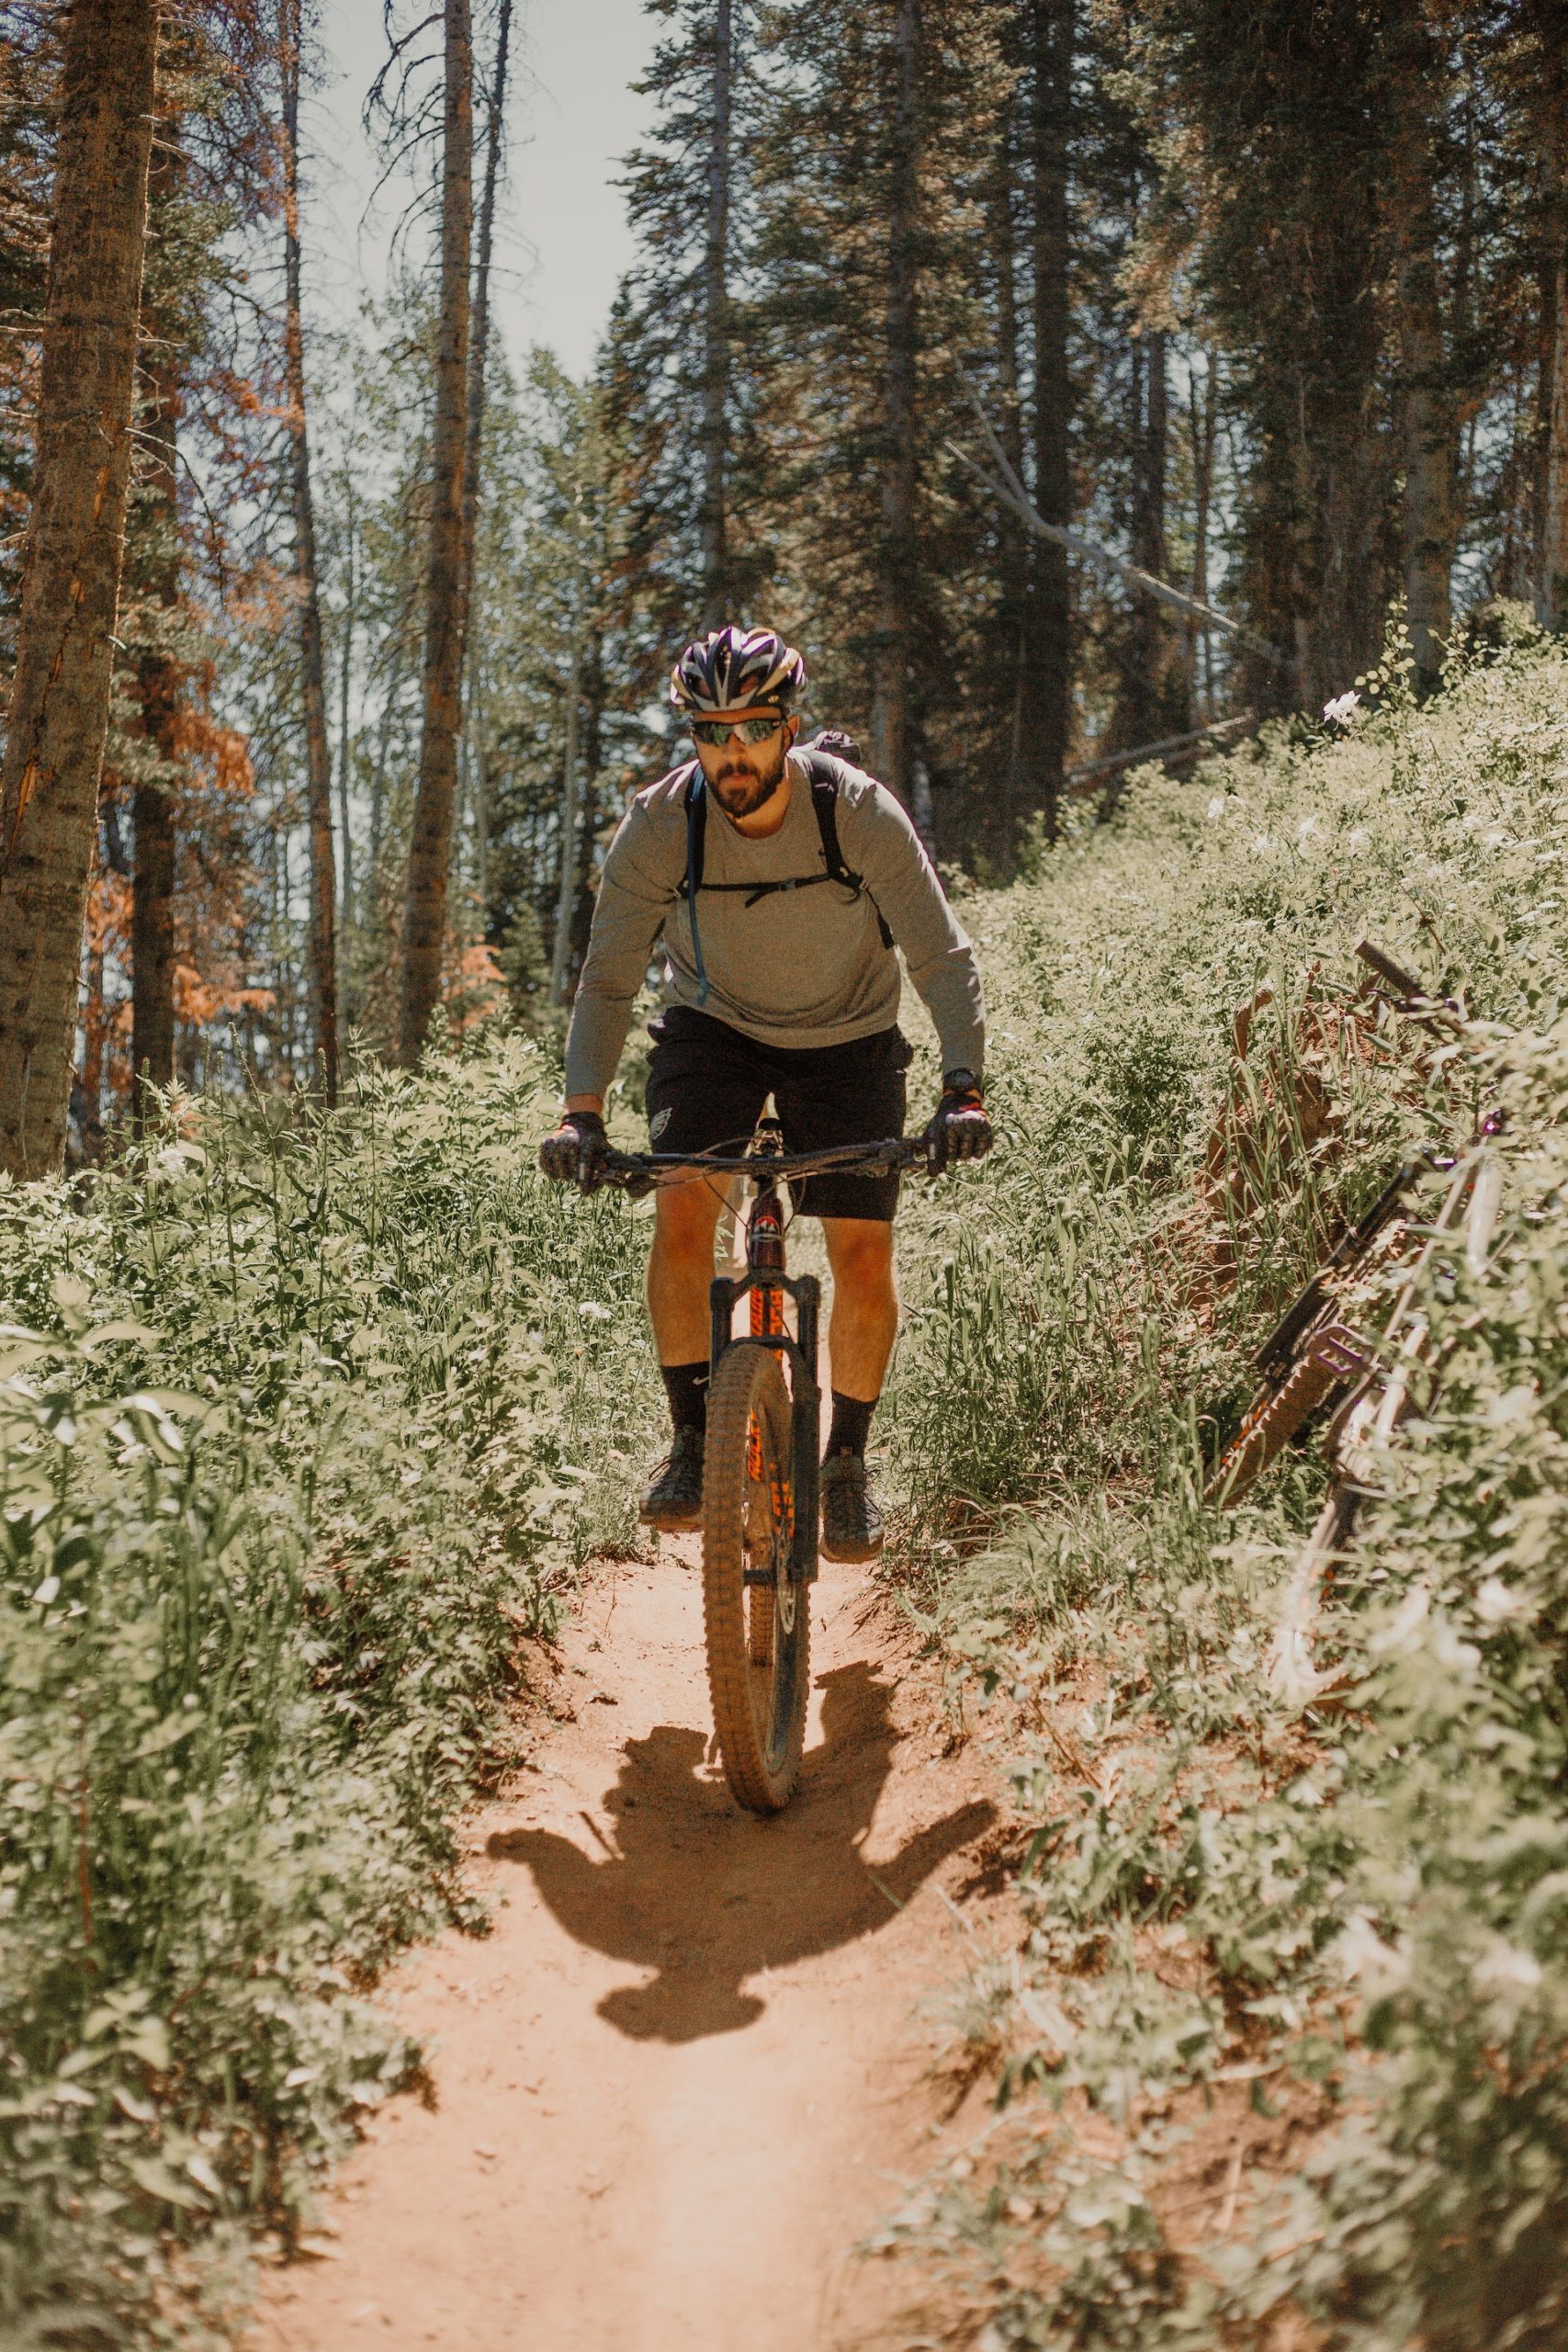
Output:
[669, 626, 807, 715]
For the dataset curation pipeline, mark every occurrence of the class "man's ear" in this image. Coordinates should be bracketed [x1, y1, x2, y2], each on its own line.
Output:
[785, 713, 801, 747]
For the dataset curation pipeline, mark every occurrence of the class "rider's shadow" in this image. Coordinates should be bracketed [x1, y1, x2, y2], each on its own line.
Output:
[486, 1662, 996, 2045]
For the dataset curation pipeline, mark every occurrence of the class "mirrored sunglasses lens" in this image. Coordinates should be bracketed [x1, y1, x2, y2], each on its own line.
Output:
[692, 716, 781, 746]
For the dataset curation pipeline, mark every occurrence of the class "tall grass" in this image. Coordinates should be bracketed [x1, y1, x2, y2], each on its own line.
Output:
[0, 1034, 657, 2344]
[883, 617, 1568, 2348]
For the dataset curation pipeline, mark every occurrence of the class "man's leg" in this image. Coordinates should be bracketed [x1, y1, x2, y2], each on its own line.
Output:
[637, 1177, 727, 1530]
[818, 1216, 897, 1561]
[648, 1177, 727, 1371]
[820, 1215, 898, 1404]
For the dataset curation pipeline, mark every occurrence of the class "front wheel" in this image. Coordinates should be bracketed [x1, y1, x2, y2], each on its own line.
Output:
[702, 1342, 810, 1812]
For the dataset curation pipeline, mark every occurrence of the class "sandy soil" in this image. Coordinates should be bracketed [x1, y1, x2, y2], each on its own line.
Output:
[251, 1543, 1007, 2352]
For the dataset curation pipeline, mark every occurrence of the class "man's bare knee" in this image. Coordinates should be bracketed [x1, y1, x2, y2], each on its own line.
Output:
[655, 1183, 724, 1266]
[823, 1218, 896, 1295]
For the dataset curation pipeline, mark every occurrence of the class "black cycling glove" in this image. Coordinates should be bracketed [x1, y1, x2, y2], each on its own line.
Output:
[538, 1109, 609, 1193]
[923, 1070, 992, 1176]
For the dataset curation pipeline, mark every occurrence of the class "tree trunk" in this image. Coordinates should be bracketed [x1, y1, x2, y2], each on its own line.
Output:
[457, 0, 511, 673]
[400, 0, 474, 1066]
[548, 634, 582, 1005]
[1186, 347, 1218, 719]
[870, 0, 920, 808]
[130, 136, 184, 1123]
[1113, 326, 1182, 763]
[0, 0, 163, 1179]
[698, 0, 733, 627]
[281, 0, 339, 1099]
[338, 488, 355, 940]
[987, 94, 1028, 861]
[1535, 50, 1568, 630]
[1019, 0, 1072, 840]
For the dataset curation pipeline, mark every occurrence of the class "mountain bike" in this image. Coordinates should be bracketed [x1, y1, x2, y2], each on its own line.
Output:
[599, 1125, 925, 1814]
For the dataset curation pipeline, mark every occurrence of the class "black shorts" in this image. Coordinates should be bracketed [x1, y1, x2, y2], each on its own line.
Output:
[644, 1007, 911, 1221]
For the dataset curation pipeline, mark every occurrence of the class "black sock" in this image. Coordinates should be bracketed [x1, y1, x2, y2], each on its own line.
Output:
[660, 1359, 709, 1436]
[826, 1391, 876, 1459]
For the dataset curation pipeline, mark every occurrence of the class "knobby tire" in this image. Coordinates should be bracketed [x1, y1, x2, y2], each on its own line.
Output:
[702, 1342, 810, 1813]
[1205, 1349, 1343, 1506]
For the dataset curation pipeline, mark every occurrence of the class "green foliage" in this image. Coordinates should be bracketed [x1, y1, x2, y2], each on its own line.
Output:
[886, 635, 1568, 2346]
[0, 1035, 656, 2342]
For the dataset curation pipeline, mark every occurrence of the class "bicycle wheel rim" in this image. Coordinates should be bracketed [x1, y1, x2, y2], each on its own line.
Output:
[703, 1344, 810, 1812]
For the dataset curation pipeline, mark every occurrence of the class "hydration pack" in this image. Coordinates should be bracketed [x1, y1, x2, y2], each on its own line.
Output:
[676, 743, 894, 1004]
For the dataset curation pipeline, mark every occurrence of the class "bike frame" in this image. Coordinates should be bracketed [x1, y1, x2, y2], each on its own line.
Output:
[707, 1132, 822, 1586]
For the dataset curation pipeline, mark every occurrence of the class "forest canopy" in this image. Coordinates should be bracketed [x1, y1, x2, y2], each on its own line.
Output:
[0, 0, 1562, 1164]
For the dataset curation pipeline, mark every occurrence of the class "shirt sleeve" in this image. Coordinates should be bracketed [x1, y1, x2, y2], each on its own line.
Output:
[843, 781, 987, 1077]
[561, 801, 677, 1100]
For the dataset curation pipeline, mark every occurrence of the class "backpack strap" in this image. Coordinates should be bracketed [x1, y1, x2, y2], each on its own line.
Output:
[805, 754, 894, 949]
[677, 764, 711, 1003]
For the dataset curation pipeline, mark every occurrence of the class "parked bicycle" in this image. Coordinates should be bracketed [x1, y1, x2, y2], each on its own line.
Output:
[599, 1125, 926, 1813]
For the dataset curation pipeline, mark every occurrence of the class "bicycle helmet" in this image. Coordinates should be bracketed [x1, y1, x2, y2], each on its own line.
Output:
[669, 626, 807, 715]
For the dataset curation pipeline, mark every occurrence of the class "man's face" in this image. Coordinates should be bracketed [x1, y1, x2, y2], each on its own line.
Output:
[692, 709, 799, 819]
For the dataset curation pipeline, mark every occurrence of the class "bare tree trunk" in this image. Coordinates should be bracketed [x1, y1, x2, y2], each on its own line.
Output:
[0, 0, 162, 1179]
[698, 0, 733, 627]
[280, 0, 339, 1100]
[1019, 0, 1072, 840]
[1185, 347, 1218, 719]
[870, 0, 920, 808]
[1534, 38, 1568, 631]
[548, 635, 582, 1005]
[338, 484, 355, 940]
[987, 93, 1028, 860]
[400, 0, 474, 1066]
[130, 137, 184, 1123]
[457, 0, 511, 671]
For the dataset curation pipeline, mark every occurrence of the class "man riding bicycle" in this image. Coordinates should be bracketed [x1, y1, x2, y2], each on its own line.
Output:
[538, 626, 990, 1561]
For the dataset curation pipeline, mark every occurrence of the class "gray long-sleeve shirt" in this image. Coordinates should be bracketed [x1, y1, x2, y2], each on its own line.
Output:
[562, 752, 985, 1100]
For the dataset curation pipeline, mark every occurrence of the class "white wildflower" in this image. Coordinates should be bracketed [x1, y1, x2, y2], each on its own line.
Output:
[1322, 690, 1361, 726]
[1332, 1910, 1408, 1988]
[1474, 1576, 1529, 1627]
[1474, 1942, 1542, 1992]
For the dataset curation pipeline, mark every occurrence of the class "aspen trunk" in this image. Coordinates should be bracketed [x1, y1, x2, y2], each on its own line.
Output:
[1188, 348, 1218, 720]
[457, 0, 511, 672]
[0, 0, 163, 1179]
[987, 97, 1028, 859]
[130, 142, 183, 1121]
[698, 0, 733, 628]
[1536, 70, 1568, 630]
[281, 0, 339, 1099]
[338, 489, 355, 940]
[870, 0, 920, 808]
[129, 349, 179, 1124]
[400, 0, 473, 1066]
[1019, 0, 1072, 840]
[548, 635, 582, 1005]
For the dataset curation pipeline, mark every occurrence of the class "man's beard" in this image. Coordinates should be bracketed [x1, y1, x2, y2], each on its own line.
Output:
[711, 736, 789, 819]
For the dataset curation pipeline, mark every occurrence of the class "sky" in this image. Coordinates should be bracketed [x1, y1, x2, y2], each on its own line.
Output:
[310, 0, 660, 379]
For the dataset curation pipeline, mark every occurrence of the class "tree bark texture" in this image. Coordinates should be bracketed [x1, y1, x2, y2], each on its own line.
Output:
[698, 0, 733, 628]
[1111, 327, 1184, 770]
[400, 0, 473, 1066]
[1389, 33, 1455, 693]
[457, 0, 511, 673]
[548, 634, 582, 1005]
[0, 0, 163, 1178]
[1019, 0, 1072, 841]
[987, 94, 1028, 857]
[130, 136, 185, 1119]
[130, 347, 182, 1119]
[1533, 18, 1568, 629]
[870, 0, 920, 808]
[281, 0, 339, 1099]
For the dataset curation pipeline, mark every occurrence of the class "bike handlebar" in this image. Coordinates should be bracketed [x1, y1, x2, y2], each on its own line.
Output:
[598, 1136, 926, 1193]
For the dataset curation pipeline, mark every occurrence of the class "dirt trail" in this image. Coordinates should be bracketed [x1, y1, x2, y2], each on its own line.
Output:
[253, 1544, 1004, 2352]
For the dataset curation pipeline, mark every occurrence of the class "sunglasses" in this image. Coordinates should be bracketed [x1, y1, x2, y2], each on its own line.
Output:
[690, 714, 785, 747]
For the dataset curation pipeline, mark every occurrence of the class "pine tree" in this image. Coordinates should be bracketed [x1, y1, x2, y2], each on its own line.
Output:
[0, 0, 164, 1177]
[399, 0, 473, 1065]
